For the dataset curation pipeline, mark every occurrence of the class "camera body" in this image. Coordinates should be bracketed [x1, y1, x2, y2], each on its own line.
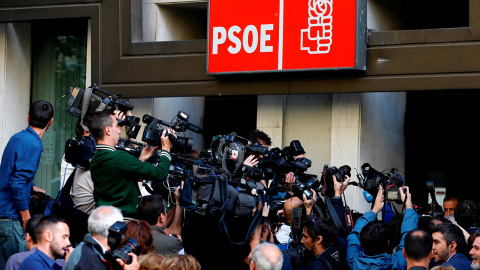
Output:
[104, 221, 141, 268]
[292, 174, 320, 199]
[64, 135, 96, 170]
[67, 85, 134, 118]
[359, 163, 404, 203]
[142, 113, 195, 154]
[321, 165, 351, 198]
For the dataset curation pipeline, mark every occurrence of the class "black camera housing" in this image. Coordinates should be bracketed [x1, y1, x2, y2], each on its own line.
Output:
[142, 114, 194, 154]
[292, 174, 320, 200]
[64, 135, 96, 170]
[104, 221, 141, 269]
[321, 165, 351, 198]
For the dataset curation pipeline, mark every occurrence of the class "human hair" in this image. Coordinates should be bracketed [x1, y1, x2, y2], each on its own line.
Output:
[88, 206, 123, 238]
[360, 220, 389, 256]
[139, 253, 164, 270]
[404, 229, 433, 260]
[159, 254, 201, 270]
[432, 223, 466, 253]
[28, 100, 54, 128]
[34, 215, 67, 243]
[137, 195, 165, 225]
[303, 216, 337, 249]
[454, 199, 480, 230]
[247, 129, 272, 146]
[251, 242, 283, 270]
[430, 266, 455, 270]
[444, 196, 459, 204]
[124, 220, 155, 255]
[88, 111, 114, 140]
[26, 214, 45, 244]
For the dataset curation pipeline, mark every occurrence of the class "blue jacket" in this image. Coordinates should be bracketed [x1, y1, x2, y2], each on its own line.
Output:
[346, 208, 418, 270]
[441, 253, 471, 270]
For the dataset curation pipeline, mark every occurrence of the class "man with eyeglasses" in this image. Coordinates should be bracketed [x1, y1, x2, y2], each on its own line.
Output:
[87, 111, 174, 218]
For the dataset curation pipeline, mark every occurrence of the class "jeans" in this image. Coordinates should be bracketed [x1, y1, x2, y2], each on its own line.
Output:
[0, 219, 26, 267]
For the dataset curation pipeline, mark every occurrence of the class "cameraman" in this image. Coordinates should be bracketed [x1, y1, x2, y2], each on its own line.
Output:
[88, 111, 174, 218]
[283, 176, 350, 270]
[346, 186, 418, 270]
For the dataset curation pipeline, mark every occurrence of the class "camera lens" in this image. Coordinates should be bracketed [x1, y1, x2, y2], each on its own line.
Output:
[142, 114, 153, 124]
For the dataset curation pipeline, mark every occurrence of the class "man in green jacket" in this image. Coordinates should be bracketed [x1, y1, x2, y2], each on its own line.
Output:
[88, 111, 173, 218]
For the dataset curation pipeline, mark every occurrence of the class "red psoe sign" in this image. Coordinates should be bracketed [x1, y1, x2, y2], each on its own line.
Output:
[207, 0, 366, 74]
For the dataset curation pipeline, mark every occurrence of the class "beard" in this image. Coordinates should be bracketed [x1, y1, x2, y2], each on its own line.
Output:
[433, 248, 450, 264]
[50, 237, 67, 259]
[472, 257, 480, 269]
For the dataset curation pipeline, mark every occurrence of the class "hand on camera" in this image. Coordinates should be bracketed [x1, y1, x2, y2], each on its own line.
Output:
[399, 186, 413, 209]
[303, 189, 317, 207]
[116, 253, 140, 270]
[333, 175, 350, 197]
[139, 143, 158, 162]
[243, 155, 259, 167]
[285, 172, 296, 186]
[161, 128, 175, 152]
[372, 185, 385, 214]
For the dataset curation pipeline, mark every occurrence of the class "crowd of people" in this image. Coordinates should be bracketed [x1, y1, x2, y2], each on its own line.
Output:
[1, 100, 480, 270]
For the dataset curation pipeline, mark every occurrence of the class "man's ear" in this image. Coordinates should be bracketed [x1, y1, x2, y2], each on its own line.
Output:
[316, 235, 323, 245]
[47, 118, 53, 127]
[159, 212, 165, 224]
[44, 231, 53, 242]
[26, 233, 33, 243]
[402, 248, 407, 259]
[450, 241, 458, 253]
[429, 249, 433, 260]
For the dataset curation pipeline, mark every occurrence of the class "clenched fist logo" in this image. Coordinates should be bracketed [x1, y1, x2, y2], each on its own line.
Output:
[301, 0, 333, 54]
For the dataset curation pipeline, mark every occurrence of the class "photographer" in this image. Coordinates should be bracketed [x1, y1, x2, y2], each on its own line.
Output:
[346, 186, 418, 270]
[283, 175, 349, 270]
[64, 206, 139, 270]
[88, 111, 174, 217]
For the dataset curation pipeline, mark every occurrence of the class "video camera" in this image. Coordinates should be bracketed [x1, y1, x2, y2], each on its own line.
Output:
[64, 135, 96, 170]
[142, 111, 202, 154]
[356, 163, 405, 203]
[104, 221, 141, 269]
[67, 84, 134, 118]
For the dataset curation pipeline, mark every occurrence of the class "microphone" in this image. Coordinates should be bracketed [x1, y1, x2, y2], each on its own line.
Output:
[363, 190, 373, 203]
[184, 122, 204, 134]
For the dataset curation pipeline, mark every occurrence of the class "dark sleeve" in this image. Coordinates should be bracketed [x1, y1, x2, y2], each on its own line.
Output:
[331, 197, 347, 229]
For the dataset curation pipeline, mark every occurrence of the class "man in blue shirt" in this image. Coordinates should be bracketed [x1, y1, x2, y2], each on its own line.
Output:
[0, 100, 54, 267]
[18, 215, 72, 270]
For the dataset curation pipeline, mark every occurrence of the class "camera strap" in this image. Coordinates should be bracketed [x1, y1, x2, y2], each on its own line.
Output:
[325, 196, 349, 238]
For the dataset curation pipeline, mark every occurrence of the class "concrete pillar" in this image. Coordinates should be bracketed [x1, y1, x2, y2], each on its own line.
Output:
[331, 93, 364, 212]
[0, 23, 31, 157]
[257, 95, 285, 149]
